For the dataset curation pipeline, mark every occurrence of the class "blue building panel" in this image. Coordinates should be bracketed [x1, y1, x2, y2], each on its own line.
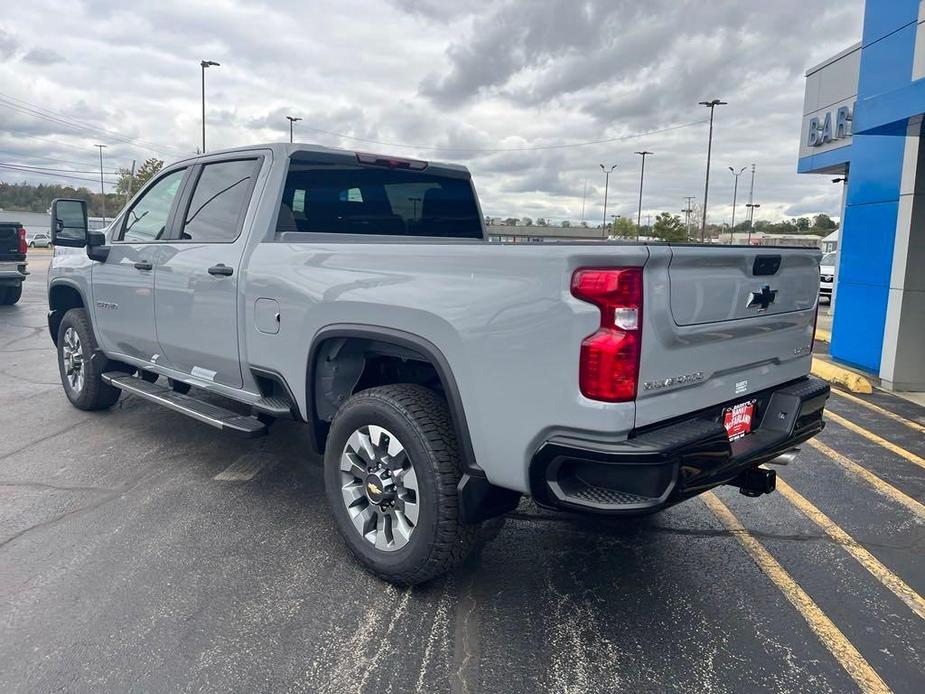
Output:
[838, 200, 899, 287]
[858, 22, 918, 97]
[861, 0, 919, 47]
[830, 282, 890, 371]
[843, 129, 908, 205]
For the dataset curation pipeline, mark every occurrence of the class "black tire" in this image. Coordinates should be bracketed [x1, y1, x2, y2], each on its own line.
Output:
[168, 378, 191, 394]
[57, 308, 121, 411]
[324, 384, 480, 585]
[0, 284, 22, 305]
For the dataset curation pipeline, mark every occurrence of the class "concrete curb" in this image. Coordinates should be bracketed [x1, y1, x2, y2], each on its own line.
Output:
[811, 356, 873, 394]
[815, 328, 832, 343]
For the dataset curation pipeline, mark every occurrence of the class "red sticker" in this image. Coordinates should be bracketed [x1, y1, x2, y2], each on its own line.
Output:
[724, 400, 756, 441]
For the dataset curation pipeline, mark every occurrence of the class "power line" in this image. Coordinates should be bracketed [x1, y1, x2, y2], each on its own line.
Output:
[299, 119, 707, 153]
[0, 149, 102, 169]
[0, 91, 187, 156]
[0, 163, 115, 185]
[0, 161, 119, 176]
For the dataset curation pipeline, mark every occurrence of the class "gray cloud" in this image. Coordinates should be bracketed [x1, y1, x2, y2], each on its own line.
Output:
[0, 0, 863, 226]
[22, 48, 65, 65]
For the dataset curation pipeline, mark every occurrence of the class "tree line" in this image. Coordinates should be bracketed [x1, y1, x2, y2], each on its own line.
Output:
[0, 158, 164, 218]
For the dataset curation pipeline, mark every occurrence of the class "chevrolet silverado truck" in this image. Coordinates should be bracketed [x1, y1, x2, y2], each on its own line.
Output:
[47, 143, 829, 584]
[0, 220, 28, 305]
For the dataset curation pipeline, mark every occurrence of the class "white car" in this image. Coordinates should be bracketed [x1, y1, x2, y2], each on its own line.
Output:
[28, 232, 52, 248]
[819, 252, 835, 301]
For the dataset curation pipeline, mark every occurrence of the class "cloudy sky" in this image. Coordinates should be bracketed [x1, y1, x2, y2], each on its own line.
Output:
[1, 0, 863, 225]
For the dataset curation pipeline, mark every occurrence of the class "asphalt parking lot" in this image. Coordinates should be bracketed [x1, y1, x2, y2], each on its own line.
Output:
[1, 254, 923, 693]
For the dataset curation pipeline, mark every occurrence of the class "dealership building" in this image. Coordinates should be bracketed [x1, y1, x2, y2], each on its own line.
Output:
[799, 0, 925, 390]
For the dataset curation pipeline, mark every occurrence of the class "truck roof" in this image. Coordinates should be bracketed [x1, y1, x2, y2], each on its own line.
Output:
[171, 142, 471, 175]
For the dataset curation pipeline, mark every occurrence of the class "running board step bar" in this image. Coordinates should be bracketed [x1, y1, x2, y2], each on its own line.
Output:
[102, 372, 267, 437]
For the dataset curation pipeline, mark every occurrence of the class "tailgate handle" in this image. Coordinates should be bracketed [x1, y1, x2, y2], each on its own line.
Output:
[753, 255, 781, 276]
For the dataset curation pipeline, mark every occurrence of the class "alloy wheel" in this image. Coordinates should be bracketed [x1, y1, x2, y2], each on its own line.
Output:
[339, 425, 419, 551]
[62, 326, 84, 393]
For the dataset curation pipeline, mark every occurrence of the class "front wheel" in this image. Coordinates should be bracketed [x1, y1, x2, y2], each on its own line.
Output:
[57, 308, 121, 410]
[323, 384, 480, 585]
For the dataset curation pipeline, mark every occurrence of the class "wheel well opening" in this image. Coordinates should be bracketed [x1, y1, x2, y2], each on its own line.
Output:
[312, 337, 443, 437]
[48, 285, 85, 345]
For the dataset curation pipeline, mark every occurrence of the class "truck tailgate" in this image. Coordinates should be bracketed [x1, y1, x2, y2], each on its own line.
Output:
[635, 245, 819, 429]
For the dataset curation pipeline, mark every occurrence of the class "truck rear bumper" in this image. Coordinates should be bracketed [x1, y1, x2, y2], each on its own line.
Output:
[0, 260, 28, 286]
[531, 376, 830, 515]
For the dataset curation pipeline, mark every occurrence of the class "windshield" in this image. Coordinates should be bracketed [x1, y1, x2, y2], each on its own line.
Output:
[821, 252, 835, 266]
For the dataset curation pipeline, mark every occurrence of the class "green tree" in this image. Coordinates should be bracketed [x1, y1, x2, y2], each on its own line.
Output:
[116, 157, 164, 197]
[795, 216, 810, 231]
[503, 217, 519, 226]
[812, 213, 837, 230]
[611, 216, 635, 238]
[536, 217, 548, 226]
[652, 212, 687, 242]
[521, 217, 533, 227]
[560, 220, 570, 228]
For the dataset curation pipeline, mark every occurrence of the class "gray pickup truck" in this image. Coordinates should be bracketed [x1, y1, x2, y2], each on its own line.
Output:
[0, 221, 28, 305]
[47, 143, 830, 584]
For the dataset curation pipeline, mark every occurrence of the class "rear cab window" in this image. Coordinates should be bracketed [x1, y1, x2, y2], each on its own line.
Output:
[277, 154, 483, 239]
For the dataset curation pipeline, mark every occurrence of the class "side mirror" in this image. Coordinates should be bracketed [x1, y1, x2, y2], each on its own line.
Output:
[50, 198, 89, 248]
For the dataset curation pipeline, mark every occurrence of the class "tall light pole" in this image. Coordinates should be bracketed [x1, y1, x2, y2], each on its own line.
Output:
[634, 151, 652, 240]
[94, 144, 107, 224]
[745, 203, 761, 245]
[286, 115, 302, 143]
[746, 162, 756, 227]
[728, 166, 746, 243]
[698, 99, 727, 242]
[600, 163, 617, 238]
[200, 60, 220, 153]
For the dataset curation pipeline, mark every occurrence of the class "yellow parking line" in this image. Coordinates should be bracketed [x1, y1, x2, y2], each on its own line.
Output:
[776, 477, 925, 621]
[826, 410, 925, 472]
[702, 492, 891, 694]
[807, 438, 925, 519]
[830, 388, 925, 435]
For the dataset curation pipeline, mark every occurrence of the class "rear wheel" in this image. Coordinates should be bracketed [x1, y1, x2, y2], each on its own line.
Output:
[0, 284, 22, 305]
[57, 308, 121, 410]
[324, 384, 480, 585]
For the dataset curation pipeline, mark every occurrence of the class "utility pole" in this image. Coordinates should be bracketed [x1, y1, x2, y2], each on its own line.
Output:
[94, 144, 107, 224]
[698, 99, 727, 242]
[599, 163, 617, 239]
[745, 203, 761, 244]
[728, 166, 746, 243]
[683, 196, 695, 239]
[124, 159, 136, 209]
[746, 163, 756, 226]
[200, 60, 220, 153]
[634, 151, 652, 241]
[286, 115, 302, 143]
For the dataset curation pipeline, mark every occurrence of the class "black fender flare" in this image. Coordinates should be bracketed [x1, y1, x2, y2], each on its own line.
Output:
[306, 324, 484, 478]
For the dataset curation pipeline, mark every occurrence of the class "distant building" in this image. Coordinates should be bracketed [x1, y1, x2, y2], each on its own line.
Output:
[821, 230, 839, 253]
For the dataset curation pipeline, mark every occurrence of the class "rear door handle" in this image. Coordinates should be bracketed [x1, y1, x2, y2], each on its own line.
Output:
[208, 264, 234, 277]
[134, 261, 153, 271]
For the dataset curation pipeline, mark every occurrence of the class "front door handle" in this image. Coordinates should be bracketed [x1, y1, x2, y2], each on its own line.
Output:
[134, 261, 153, 271]
[208, 264, 234, 277]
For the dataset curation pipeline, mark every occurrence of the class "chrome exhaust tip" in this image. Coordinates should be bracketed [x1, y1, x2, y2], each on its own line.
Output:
[765, 448, 800, 466]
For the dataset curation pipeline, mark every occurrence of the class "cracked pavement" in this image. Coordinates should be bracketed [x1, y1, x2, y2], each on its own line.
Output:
[1, 254, 923, 693]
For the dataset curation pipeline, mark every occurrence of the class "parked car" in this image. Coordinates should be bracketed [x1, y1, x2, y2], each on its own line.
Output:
[46, 144, 830, 584]
[0, 221, 27, 305]
[819, 251, 835, 301]
[28, 232, 52, 248]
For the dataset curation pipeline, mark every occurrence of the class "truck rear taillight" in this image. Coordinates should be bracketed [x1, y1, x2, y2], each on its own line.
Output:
[571, 268, 643, 402]
[356, 152, 428, 170]
[17, 227, 27, 254]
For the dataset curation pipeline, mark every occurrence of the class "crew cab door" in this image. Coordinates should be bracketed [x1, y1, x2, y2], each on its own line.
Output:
[154, 157, 261, 389]
[92, 167, 189, 362]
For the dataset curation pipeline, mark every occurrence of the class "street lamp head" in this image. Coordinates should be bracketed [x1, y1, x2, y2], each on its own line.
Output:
[634, 150, 653, 156]
[699, 99, 727, 107]
[201, 60, 220, 68]
[286, 116, 302, 123]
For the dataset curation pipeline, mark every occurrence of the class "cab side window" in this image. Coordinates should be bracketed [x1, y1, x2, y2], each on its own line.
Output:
[119, 169, 186, 243]
[179, 159, 259, 242]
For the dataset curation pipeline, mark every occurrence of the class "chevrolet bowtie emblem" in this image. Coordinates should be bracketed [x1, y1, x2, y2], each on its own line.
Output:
[747, 285, 778, 311]
[367, 482, 382, 495]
